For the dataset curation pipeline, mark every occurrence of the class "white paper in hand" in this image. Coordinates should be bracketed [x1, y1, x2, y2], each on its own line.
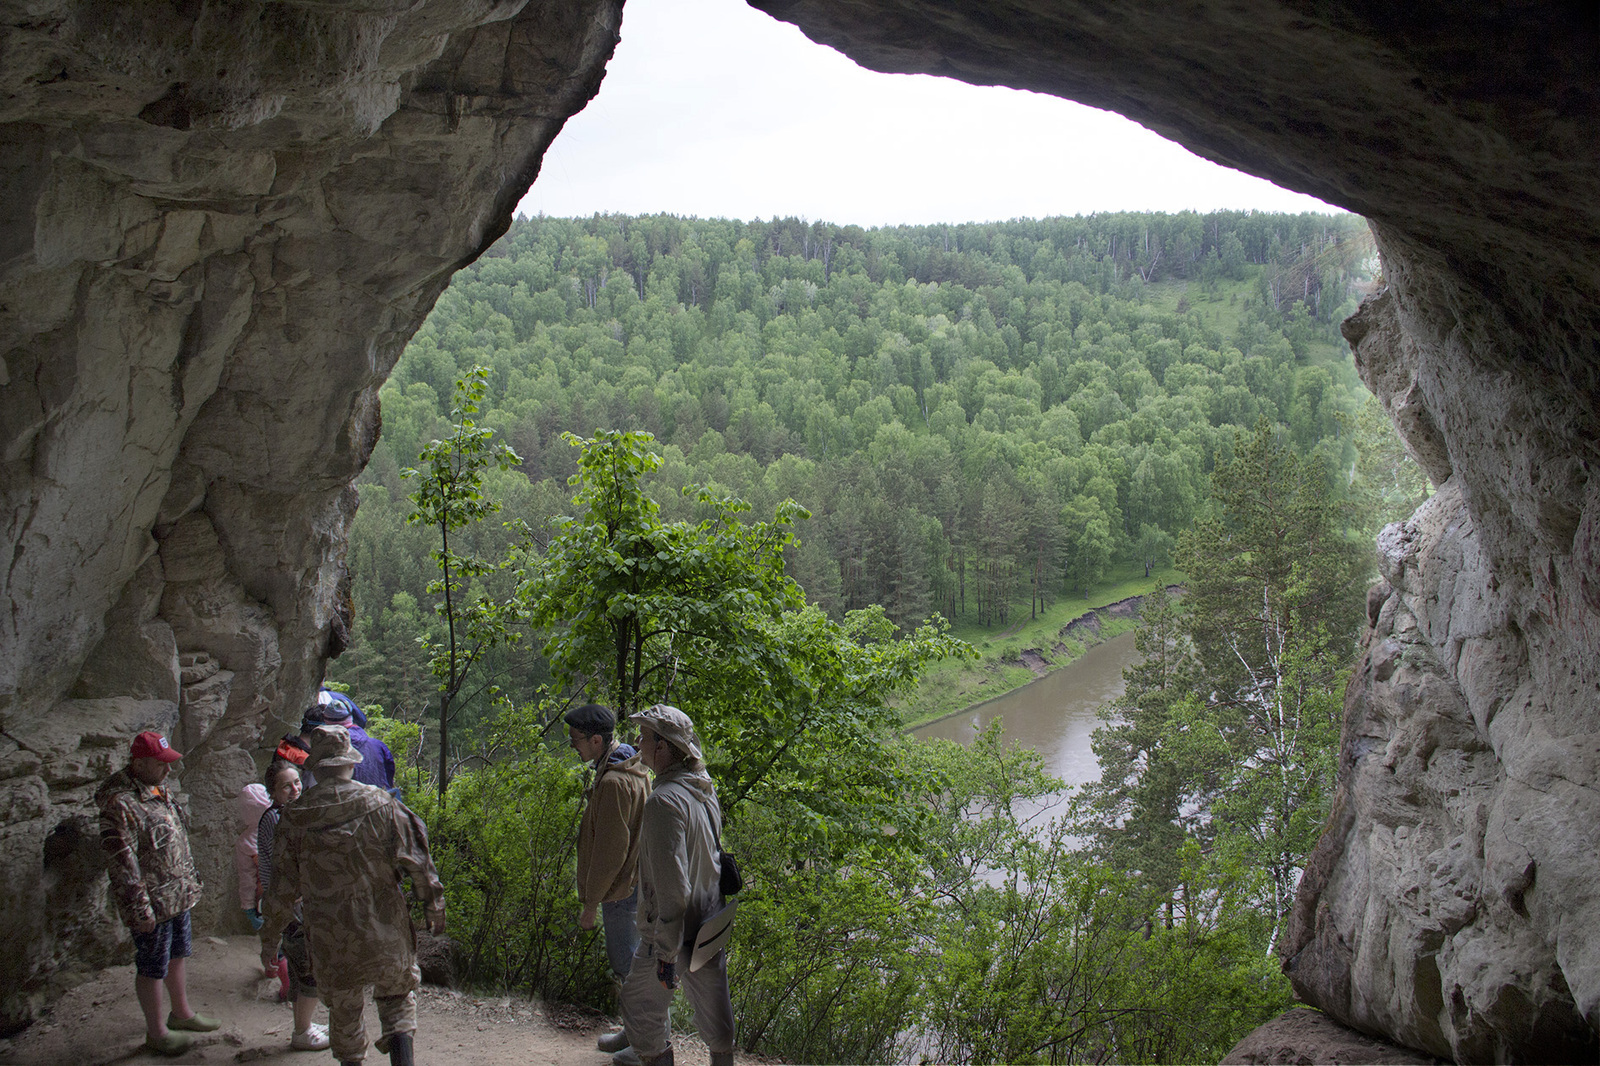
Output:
[689, 899, 738, 972]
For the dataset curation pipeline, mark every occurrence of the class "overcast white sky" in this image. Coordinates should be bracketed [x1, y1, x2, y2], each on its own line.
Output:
[516, 0, 1340, 227]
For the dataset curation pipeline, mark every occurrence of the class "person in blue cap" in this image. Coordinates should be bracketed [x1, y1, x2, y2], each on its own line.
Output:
[308, 691, 397, 795]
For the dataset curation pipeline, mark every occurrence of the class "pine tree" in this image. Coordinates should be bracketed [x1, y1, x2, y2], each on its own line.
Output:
[1080, 419, 1370, 941]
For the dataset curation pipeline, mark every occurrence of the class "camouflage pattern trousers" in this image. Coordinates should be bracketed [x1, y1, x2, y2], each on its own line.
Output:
[321, 967, 419, 1063]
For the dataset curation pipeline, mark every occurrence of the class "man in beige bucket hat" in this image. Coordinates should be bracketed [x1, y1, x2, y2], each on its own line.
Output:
[618, 705, 735, 1066]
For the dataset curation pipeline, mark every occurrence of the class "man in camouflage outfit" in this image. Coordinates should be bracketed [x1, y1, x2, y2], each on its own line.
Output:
[260, 726, 445, 1066]
[97, 730, 222, 1056]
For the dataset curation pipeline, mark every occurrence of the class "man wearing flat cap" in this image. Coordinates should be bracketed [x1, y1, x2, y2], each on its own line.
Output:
[567, 703, 650, 1060]
[97, 730, 221, 1056]
[620, 704, 736, 1066]
[260, 726, 445, 1066]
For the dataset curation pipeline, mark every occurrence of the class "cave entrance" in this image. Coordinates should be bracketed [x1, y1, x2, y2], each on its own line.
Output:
[517, 0, 1336, 224]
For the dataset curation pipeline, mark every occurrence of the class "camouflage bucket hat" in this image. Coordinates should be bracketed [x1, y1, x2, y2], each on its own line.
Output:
[634, 704, 702, 762]
[308, 725, 363, 769]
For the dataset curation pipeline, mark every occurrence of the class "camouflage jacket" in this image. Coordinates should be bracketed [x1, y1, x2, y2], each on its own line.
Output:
[259, 777, 444, 990]
[95, 767, 202, 929]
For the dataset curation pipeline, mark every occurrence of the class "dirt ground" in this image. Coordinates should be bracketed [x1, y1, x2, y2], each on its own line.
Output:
[0, 936, 749, 1066]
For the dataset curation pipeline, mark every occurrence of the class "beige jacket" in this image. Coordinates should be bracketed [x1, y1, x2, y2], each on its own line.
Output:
[638, 763, 722, 963]
[260, 778, 443, 990]
[576, 741, 650, 906]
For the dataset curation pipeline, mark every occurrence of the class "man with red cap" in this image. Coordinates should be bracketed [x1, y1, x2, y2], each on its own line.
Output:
[96, 730, 220, 1056]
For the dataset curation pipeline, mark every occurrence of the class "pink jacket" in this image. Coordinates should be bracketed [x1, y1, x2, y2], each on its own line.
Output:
[234, 784, 271, 909]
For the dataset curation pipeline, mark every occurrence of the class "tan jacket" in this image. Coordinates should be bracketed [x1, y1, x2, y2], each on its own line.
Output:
[260, 778, 444, 990]
[96, 767, 202, 929]
[576, 741, 649, 906]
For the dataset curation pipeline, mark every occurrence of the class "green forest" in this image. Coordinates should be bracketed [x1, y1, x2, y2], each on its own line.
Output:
[328, 210, 1429, 1063]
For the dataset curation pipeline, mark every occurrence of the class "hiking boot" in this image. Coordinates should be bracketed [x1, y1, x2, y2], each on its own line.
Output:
[612, 1047, 643, 1066]
[143, 1031, 193, 1057]
[167, 1010, 221, 1032]
[597, 1028, 630, 1053]
[291, 1023, 330, 1050]
[387, 1031, 414, 1066]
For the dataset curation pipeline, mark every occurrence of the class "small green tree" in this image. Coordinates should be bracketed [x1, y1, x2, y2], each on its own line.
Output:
[1075, 587, 1219, 910]
[524, 429, 808, 718]
[1081, 420, 1369, 945]
[1062, 493, 1114, 596]
[402, 366, 524, 799]
[1178, 417, 1367, 703]
[1351, 395, 1433, 536]
[522, 430, 967, 822]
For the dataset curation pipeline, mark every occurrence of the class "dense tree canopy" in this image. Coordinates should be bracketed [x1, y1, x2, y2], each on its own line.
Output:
[340, 210, 1384, 733]
[327, 209, 1433, 1065]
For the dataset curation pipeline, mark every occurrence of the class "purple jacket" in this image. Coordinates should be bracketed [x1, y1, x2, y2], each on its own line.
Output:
[347, 726, 397, 791]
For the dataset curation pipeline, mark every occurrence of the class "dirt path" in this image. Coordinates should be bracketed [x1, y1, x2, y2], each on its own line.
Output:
[0, 936, 749, 1066]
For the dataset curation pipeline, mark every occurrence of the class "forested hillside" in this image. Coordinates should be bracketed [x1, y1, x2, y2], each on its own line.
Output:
[340, 210, 1397, 728]
[321, 209, 1440, 1064]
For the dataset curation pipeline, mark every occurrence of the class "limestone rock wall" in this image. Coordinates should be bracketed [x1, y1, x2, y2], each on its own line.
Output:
[751, 2, 1600, 1058]
[1281, 241, 1600, 1060]
[0, 0, 622, 1030]
[1, 0, 1598, 1057]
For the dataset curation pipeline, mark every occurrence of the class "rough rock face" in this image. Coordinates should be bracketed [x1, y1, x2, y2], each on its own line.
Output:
[1222, 1007, 1440, 1065]
[754, 2, 1600, 1059]
[1283, 301, 1600, 1060]
[0, 0, 621, 1030]
[1, 0, 1597, 1058]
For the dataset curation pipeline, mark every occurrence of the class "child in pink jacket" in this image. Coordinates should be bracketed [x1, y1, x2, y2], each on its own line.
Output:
[234, 784, 271, 930]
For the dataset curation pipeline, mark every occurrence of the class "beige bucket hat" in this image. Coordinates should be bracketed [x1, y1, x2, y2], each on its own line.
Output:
[634, 704, 702, 762]
[308, 725, 364, 769]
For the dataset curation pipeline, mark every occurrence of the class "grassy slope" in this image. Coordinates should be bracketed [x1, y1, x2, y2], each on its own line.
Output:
[900, 562, 1182, 729]
[1142, 276, 1256, 336]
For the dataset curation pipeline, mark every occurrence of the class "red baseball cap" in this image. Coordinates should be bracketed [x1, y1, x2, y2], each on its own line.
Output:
[130, 731, 182, 762]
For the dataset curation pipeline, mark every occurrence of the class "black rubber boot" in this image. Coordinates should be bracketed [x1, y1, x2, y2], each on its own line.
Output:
[387, 1032, 414, 1066]
[710, 1052, 735, 1066]
[642, 1047, 675, 1066]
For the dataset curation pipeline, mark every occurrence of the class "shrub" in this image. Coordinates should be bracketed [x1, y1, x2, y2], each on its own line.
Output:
[406, 722, 613, 1007]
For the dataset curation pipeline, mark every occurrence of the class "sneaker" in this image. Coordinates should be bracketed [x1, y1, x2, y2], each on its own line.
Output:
[143, 1032, 194, 1056]
[597, 1029, 630, 1053]
[612, 1047, 643, 1066]
[291, 1023, 330, 1051]
[167, 1011, 221, 1032]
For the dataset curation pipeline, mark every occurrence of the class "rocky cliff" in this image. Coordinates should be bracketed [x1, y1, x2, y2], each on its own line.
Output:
[1, 0, 1596, 1057]
[753, 8, 1600, 1058]
[0, 0, 622, 1028]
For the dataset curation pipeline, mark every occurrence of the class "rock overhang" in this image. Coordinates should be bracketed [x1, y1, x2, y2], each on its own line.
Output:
[2, 0, 1598, 1057]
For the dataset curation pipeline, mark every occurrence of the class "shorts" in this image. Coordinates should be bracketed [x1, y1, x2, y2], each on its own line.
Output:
[281, 921, 318, 998]
[133, 910, 192, 979]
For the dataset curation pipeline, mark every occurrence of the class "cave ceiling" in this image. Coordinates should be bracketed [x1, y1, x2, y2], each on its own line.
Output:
[1, 0, 1598, 1056]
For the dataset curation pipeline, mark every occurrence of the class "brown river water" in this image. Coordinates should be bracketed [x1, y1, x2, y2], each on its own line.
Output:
[909, 630, 1141, 823]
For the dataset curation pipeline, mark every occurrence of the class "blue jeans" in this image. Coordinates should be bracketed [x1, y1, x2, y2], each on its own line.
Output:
[601, 887, 639, 980]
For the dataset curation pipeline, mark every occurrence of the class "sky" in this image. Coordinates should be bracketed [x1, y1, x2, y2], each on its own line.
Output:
[516, 0, 1340, 228]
